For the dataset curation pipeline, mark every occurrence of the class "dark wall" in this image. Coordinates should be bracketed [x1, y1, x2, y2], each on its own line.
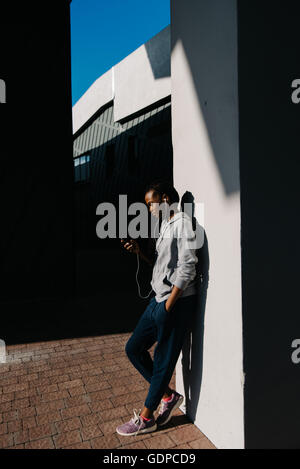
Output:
[0, 2, 74, 340]
[238, 0, 300, 448]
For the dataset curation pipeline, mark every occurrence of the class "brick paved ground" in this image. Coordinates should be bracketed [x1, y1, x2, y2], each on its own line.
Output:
[0, 334, 216, 449]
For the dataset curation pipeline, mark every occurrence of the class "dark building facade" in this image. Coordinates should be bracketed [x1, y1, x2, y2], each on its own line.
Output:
[73, 97, 173, 296]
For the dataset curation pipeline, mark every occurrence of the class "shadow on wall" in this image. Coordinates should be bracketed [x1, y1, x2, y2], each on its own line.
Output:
[171, 0, 239, 196]
[144, 25, 171, 80]
[170, 0, 238, 417]
[180, 191, 210, 421]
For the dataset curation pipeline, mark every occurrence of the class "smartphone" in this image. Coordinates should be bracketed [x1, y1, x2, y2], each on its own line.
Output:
[120, 238, 131, 244]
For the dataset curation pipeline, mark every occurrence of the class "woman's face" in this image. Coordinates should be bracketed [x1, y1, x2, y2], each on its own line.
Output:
[145, 190, 163, 218]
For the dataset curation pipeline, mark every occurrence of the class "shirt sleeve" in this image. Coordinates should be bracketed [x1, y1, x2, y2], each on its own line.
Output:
[172, 215, 198, 291]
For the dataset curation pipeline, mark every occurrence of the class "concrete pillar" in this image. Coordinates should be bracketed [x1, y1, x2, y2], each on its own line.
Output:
[171, 0, 300, 449]
[171, 0, 244, 449]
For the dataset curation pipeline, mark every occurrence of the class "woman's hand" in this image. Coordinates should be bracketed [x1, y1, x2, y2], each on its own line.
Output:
[165, 299, 175, 312]
[165, 286, 183, 312]
[121, 239, 140, 254]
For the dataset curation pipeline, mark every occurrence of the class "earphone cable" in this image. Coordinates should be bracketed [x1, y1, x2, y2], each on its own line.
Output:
[135, 253, 153, 299]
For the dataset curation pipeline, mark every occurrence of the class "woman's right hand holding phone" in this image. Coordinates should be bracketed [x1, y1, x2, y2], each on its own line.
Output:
[121, 239, 140, 254]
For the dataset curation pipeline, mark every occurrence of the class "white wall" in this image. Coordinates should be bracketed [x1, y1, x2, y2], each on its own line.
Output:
[114, 25, 170, 122]
[171, 0, 244, 449]
[72, 69, 113, 134]
[73, 26, 171, 134]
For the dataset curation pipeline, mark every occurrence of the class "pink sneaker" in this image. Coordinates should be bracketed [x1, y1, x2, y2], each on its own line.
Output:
[116, 409, 157, 437]
[156, 391, 184, 426]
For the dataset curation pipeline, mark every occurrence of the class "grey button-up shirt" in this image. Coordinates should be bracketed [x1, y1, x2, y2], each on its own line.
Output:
[151, 210, 199, 302]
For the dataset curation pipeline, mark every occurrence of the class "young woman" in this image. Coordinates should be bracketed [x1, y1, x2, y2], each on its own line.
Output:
[116, 180, 199, 437]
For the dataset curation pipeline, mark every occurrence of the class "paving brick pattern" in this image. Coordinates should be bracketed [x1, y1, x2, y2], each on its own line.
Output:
[0, 334, 216, 449]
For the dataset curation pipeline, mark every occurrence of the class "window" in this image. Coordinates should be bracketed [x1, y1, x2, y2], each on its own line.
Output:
[74, 154, 91, 183]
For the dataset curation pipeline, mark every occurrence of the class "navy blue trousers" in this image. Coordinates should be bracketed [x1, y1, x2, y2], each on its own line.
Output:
[125, 294, 196, 411]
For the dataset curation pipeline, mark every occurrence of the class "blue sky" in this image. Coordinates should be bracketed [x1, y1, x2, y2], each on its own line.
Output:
[71, 0, 170, 106]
